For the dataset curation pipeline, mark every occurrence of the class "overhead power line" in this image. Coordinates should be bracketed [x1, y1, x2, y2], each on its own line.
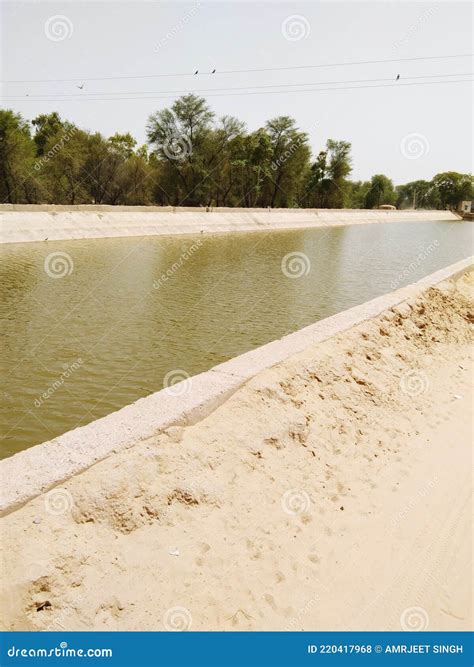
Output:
[3, 72, 471, 99]
[5, 77, 473, 102]
[2, 53, 473, 84]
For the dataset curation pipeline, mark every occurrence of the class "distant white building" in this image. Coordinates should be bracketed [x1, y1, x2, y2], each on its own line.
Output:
[458, 200, 473, 213]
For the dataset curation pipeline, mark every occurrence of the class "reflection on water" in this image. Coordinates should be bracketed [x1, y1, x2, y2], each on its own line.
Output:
[0, 220, 472, 457]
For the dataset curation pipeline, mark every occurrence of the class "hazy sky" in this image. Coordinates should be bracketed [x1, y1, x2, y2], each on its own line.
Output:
[2, 1, 472, 183]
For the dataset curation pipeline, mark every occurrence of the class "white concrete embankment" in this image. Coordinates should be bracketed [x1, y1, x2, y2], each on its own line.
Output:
[0, 256, 471, 515]
[0, 206, 460, 244]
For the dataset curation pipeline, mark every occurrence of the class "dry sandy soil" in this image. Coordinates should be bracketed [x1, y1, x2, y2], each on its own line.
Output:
[1, 271, 472, 632]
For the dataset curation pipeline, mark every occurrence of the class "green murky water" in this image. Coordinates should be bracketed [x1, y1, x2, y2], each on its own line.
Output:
[1, 220, 472, 458]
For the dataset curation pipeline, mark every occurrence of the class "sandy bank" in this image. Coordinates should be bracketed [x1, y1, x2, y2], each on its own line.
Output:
[0, 205, 459, 244]
[0, 265, 472, 631]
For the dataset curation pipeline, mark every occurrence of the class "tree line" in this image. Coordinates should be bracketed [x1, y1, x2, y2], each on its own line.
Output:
[1, 95, 472, 209]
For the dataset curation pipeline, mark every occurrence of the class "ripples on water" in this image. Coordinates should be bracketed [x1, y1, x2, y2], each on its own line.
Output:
[0, 220, 472, 457]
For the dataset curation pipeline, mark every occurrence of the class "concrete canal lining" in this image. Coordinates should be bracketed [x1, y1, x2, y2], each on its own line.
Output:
[0, 255, 471, 516]
[0, 206, 460, 244]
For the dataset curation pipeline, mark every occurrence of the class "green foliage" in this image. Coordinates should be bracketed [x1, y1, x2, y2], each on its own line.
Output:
[395, 180, 438, 209]
[364, 174, 397, 209]
[395, 174, 472, 210]
[304, 140, 352, 208]
[430, 172, 473, 209]
[346, 180, 370, 209]
[0, 100, 471, 210]
[0, 109, 37, 203]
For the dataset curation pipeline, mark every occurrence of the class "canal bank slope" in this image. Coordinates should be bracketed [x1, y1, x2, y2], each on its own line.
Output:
[0, 205, 460, 244]
[0, 260, 472, 631]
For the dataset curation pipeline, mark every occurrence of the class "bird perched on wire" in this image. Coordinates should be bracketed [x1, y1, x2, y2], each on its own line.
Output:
[77, 83, 85, 89]
[194, 70, 198, 75]
[211, 69, 216, 74]
[396, 74, 400, 81]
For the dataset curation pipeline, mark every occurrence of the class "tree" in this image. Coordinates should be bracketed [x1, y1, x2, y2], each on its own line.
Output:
[230, 129, 272, 207]
[0, 110, 37, 203]
[147, 94, 215, 205]
[264, 116, 310, 207]
[364, 174, 396, 209]
[430, 172, 472, 209]
[31, 112, 64, 156]
[325, 139, 352, 207]
[108, 133, 137, 159]
[396, 180, 437, 209]
[204, 115, 246, 206]
[2, 106, 471, 211]
[347, 180, 371, 208]
[113, 143, 153, 205]
[32, 117, 86, 204]
[305, 140, 352, 208]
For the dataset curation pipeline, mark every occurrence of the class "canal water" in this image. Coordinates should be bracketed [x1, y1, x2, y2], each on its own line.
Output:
[1, 220, 472, 457]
